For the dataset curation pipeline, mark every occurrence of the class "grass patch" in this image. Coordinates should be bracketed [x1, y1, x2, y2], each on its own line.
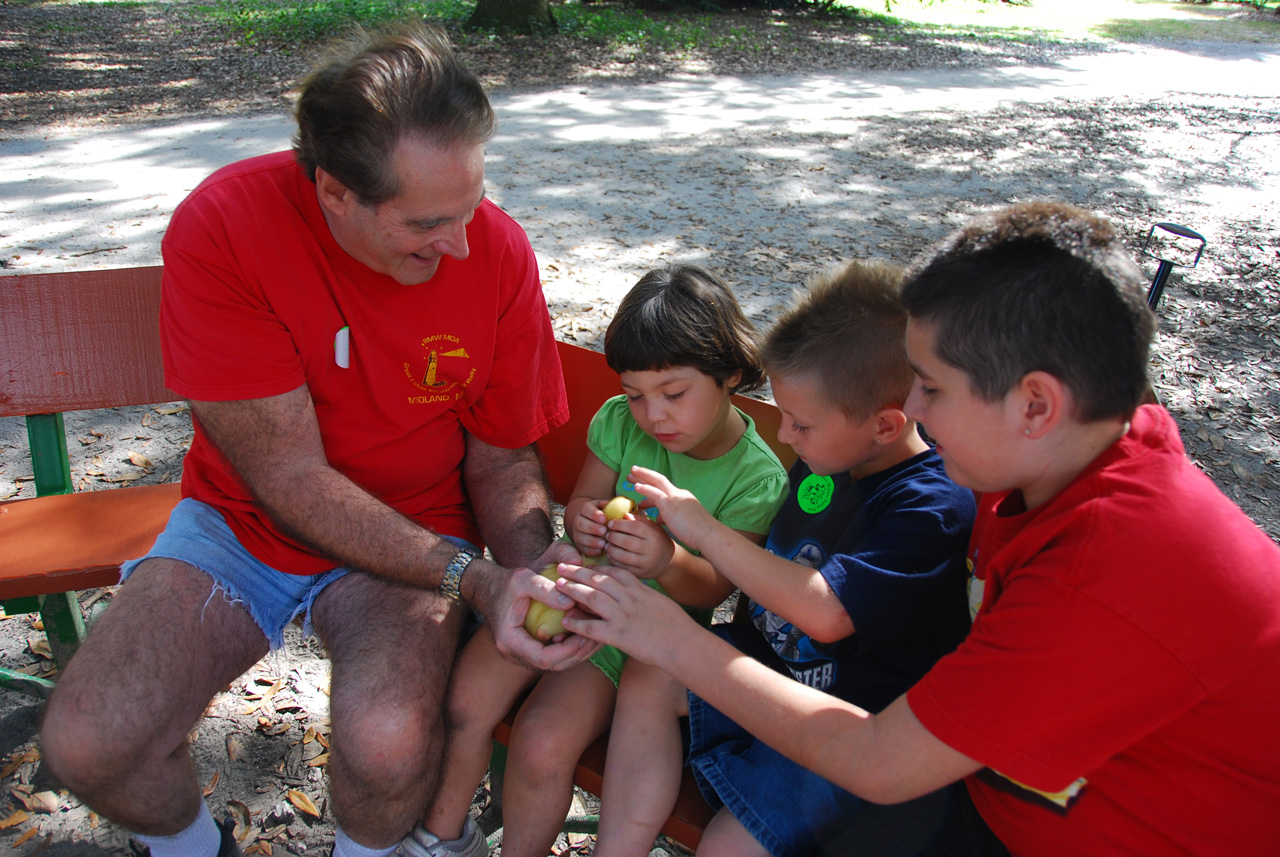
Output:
[194, 0, 473, 45]
[189, 0, 1280, 49]
[838, 0, 1280, 44]
[554, 2, 715, 49]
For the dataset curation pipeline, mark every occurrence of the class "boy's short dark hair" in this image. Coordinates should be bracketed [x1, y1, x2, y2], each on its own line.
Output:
[900, 201, 1156, 422]
[293, 22, 496, 205]
[605, 264, 764, 395]
[763, 259, 913, 421]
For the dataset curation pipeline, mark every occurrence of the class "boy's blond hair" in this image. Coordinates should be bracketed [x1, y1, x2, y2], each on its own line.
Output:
[763, 260, 914, 421]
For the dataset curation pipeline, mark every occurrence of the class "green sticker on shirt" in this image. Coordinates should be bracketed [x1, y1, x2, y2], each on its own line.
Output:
[797, 473, 834, 514]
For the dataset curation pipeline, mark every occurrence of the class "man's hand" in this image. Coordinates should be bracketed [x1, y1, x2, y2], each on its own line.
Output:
[629, 466, 719, 555]
[489, 541, 602, 671]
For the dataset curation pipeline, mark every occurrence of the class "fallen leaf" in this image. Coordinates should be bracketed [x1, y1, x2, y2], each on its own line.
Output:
[260, 824, 287, 841]
[202, 771, 220, 797]
[128, 451, 153, 468]
[106, 472, 145, 482]
[227, 799, 252, 843]
[226, 734, 245, 762]
[0, 811, 30, 829]
[11, 827, 37, 847]
[27, 637, 52, 659]
[306, 753, 330, 768]
[155, 405, 189, 415]
[287, 790, 321, 818]
[28, 792, 58, 814]
[1, 750, 37, 779]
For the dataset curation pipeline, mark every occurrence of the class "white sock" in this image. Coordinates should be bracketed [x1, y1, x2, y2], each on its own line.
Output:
[134, 803, 222, 857]
[332, 826, 400, 857]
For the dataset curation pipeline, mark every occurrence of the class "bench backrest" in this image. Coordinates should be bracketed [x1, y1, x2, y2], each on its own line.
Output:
[1, 267, 793, 505]
[1, 266, 174, 416]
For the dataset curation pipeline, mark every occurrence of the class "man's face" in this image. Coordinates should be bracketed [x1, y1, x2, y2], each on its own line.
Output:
[318, 136, 486, 286]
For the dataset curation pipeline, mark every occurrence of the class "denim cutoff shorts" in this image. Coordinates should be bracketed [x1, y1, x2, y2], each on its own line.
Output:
[121, 497, 477, 650]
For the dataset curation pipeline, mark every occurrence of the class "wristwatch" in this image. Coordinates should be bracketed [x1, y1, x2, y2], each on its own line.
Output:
[440, 548, 479, 602]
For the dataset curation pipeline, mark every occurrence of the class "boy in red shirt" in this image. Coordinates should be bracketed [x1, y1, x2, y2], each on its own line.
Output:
[559, 201, 1280, 855]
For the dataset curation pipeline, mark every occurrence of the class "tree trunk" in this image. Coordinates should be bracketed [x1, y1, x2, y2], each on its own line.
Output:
[467, 0, 556, 35]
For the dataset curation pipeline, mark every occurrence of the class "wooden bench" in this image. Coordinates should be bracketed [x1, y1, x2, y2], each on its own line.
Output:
[0, 264, 794, 851]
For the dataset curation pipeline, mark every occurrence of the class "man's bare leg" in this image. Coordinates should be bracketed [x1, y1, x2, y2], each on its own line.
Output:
[312, 572, 467, 849]
[41, 558, 270, 834]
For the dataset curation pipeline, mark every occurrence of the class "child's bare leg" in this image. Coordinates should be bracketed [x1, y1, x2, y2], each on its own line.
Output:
[499, 661, 617, 857]
[423, 625, 540, 840]
[696, 808, 770, 857]
[594, 659, 690, 857]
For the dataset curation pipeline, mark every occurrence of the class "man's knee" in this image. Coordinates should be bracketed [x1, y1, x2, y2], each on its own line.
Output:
[42, 680, 142, 795]
[338, 699, 444, 789]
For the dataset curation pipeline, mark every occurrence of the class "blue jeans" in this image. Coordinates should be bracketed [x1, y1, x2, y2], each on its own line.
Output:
[122, 497, 477, 649]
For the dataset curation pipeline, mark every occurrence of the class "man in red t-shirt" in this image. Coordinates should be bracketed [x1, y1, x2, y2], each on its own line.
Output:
[41, 24, 596, 857]
[557, 202, 1280, 855]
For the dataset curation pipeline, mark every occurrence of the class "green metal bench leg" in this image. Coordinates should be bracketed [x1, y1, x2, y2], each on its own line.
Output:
[40, 591, 87, 670]
[0, 667, 56, 698]
[0, 592, 85, 699]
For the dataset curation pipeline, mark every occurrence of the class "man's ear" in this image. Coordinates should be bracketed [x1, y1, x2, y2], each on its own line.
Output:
[1017, 371, 1068, 439]
[314, 167, 355, 217]
[872, 407, 908, 444]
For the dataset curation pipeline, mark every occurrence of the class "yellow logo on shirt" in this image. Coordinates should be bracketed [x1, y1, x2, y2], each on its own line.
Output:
[405, 334, 476, 404]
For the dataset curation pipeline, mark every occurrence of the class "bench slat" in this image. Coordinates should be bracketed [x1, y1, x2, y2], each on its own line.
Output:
[0, 483, 180, 598]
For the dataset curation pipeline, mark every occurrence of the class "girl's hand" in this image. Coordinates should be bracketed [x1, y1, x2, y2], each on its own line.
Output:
[569, 499, 610, 558]
[557, 563, 696, 666]
[629, 466, 717, 553]
[603, 512, 675, 579]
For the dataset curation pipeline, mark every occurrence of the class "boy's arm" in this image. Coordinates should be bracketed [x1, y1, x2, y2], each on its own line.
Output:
[632, 466, 853, 641]
[558, 562, 982, 803]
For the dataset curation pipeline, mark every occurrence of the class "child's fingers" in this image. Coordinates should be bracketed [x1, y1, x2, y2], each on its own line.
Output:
[630, 465, 675, 492]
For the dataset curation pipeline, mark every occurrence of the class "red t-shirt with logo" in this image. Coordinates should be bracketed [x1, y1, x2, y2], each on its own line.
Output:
[159, 151, 568, 573]
[908, 405, 1280, 855]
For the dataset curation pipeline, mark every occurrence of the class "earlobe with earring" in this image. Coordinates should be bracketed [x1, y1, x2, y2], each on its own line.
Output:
[1024, 428, 1032, 436]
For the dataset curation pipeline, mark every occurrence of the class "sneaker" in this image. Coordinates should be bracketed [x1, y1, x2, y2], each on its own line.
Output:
[399, 817, 487, 857]
[128, 816, 242, 857]
[216, 816, 245, 857]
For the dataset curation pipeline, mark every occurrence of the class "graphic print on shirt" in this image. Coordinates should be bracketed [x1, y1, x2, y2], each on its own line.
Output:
[966, 553, 984, 623]
[405, 333, 477, 404]
[751, 538, 839, 691]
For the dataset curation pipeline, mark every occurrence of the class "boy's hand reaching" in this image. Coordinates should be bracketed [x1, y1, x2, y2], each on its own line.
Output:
[556, 562, 696, 667]
[629, 466, 718, 554]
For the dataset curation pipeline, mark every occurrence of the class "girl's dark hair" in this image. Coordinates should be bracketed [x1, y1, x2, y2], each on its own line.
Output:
[604, 265, 764, 395]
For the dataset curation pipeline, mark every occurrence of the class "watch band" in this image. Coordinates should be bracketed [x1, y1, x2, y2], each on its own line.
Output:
[440, 548, 479, 602]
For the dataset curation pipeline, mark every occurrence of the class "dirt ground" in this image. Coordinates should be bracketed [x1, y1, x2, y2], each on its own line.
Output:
[1, 3, 1279, 855]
